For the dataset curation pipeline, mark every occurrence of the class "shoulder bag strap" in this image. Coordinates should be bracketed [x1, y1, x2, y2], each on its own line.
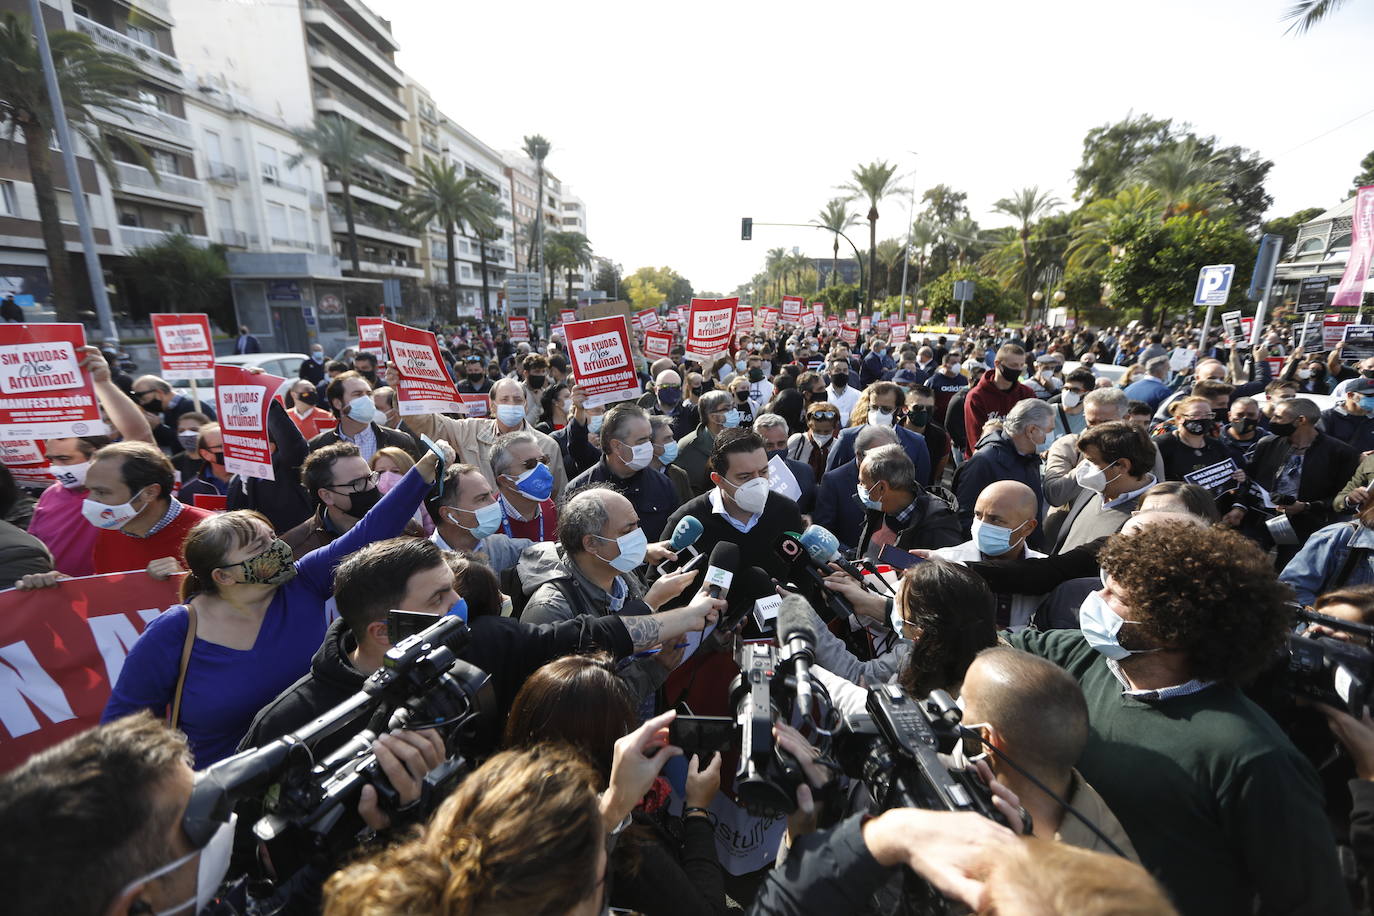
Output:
[169, 605, 197, 730]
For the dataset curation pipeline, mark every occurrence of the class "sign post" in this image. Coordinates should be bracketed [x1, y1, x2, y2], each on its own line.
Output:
[953, 280, 974, 328]
[1192, 264, 1235, 357]
[1248, 235, 1284, 347]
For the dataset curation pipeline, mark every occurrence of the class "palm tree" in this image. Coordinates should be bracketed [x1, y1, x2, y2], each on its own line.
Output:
[1284, 0, 1351, 33]
[840, 160, 902, 306]
[1066, 185, 1162, 273]
[291, 117, 384, 274]
[875, 239, 906, 298]
[401, 158, 501, 303]
[549, 231, 592, 305]
[0, 13, 151, 320]
[786, 250, 811, 294]
[946, 217, 981, 267]
[816, 198, 856, 287]
[1129, 140, 1227, 219]
[522, 134, 551, 299]
[992, 186, 1062, 322]
[765, 247, 787, 300]
[910, 219, 938, 292]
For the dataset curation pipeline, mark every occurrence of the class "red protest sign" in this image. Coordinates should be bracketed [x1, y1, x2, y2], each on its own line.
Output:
[735, 305, 754, 331]
[840, 324, 858, 346]
[760, 307, 779, 332]
[685, 297, 737, 363]
[191, 493, 227, 511]
[644, 330, 674, 360]
[383, 320, 461, 415]
[812, 303, 824, 322]
[567, 316, 641, 409]
[150, 313, 215, 381]
[781, 296, 803, 324]
[0, 323, 104, 440]
[508, 316, 531, 342]
[825, 316, 840, 332]
[215, 364, 285, 481]
[984, 314, 996, 327]
[946, 314, 957, 326]
[920, 307, 932, 323]
[845, 308, 858, 324]
[560, 308, 578, 325]
[357, 316, 386, 356]
[802, 309, 817, 330]
[876, 318, 890, 333]
[636, 309, 661, 332]
[0, 438, 52, 488]
[0, 570, 183, 772]
[859, 316, 871, 334]
[1324, 315, 1353, 350]
[891, 323, 909, 344]
[458, 393, 489, 417]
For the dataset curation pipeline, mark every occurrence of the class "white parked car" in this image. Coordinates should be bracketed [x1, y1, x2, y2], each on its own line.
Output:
[1062, 361, 1129, 386]
[170, 352, 307, 404]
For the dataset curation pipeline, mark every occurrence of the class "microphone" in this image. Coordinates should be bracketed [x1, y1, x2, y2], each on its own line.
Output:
[719, 565, 778, 634]
[858, 558, 898, 595]
[799, 524, 869, 586]
[776, 593, 818, 724]
[704, 541, 740, 600]
[656, 515, 704, 575]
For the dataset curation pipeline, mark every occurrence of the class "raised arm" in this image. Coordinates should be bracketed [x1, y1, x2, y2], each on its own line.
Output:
[82, 347, 153, 444]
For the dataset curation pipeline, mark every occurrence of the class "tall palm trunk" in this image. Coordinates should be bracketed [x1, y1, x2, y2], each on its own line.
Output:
[534, 165, 545, 304]
[566, 267, 575, 305]
[832, 237, 840, 287]
[478, 238, 491, 318]
[444, 221, 457, 292]
[339, 175, 361, 273]
[24, 125, 78, 320]
[1020, 232, 1034, 324]
[866, 206, 878, 305]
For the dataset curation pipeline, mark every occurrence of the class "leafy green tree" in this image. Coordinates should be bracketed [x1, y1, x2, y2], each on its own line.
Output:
[1352, 150, 1374, 194]
[919, 184, 969, 279]
[992, 187, 1062, 321]
[1262, 207, 1326, 249]
[945, 217, 983, 267]
[1103, 214, 1256, 327]
[840, 160, 903, 308]
[1129, 140, 1227, 218]
[0, 13, 153, 320]
[765, 247, 787, 302]
[401, 158, 501, 296]
[594, 261, 621, 299]
[875, 238, 906, 296]
[817, 198, 857, 286]
[1067, 185, 1162, 273]
[921, 267, 1018, 325]
[123, 234, 231, 330]
[1073, 112, 1176, 201]
[522, 134, 551, 298]
[625, 275, 664, 312]
[910, 219, 939, 293]
[291, 117, 384, 274]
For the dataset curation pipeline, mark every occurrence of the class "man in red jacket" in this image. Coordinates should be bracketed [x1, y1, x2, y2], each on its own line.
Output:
[963, 343, 1034, 455]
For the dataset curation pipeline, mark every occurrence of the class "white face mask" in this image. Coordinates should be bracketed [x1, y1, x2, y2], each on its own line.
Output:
[811, 432, 833, 447]
[496, 403, 526, 428]
[1073, 458, 1120, 494]
[619, 440, 655, 472]
[81, 488, 149, 531]
[50, 461, 90, 489]
[868, 409, 894, 427]
[723, 476, 770, 515]
[1061, 390, 1081, 409]
[346, 395, 377, 424]
[114, 813, 237, 916]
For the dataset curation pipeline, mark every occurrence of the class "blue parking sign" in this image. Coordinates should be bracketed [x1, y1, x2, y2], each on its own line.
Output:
[1194, 264, 1235, 306]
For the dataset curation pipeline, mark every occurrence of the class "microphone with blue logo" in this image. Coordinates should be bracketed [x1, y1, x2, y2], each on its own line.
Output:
[656, 515, 705, 575]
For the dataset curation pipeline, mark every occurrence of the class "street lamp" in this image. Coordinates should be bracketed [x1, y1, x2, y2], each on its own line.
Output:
[1032, 289, 1043, 325]
[1053, 289, 1066, 325]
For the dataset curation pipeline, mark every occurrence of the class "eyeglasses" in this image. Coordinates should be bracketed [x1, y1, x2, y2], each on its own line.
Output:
[327, 471, 379, 495]
[516, 455, 551, 471]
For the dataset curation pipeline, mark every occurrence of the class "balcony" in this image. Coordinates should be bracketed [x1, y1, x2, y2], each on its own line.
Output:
[309, 191, 326, 209]
[262, 172, 310, 195]
[312, 87, 410, 155]
[92, 103, 192, 146]
[73, 16, 183, 87]
[302, 2, 405, 87]
[217, 228, 249, 247]
[361, 152, 414, 185]
[331, 212, 420, 247]
[325, 178, 402, 209]
[205, 161, 238, 185]
[269, 236, 318, 251]
[119, 226, 210, 250]
[306, 45, 408, 121]
[352, 259, 424, 279]
[113, 161, 205, 205]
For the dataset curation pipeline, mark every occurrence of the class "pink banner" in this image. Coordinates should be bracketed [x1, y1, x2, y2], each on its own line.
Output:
[1334, 186, 1374, 308]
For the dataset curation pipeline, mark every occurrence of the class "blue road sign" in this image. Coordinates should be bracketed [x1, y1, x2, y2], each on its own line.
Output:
[1194, 264, 1235, 307]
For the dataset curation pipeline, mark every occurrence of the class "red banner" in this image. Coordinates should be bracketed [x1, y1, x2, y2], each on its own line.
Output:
[191, 493, 227, 511]
[458, 393, 489, 417]
[383, 320, 461, 415]
[812, 303, 825, 323]
[1324, 315, 1353, 350]
[0, 438, 53, 488]
[825, 316, 840, 332]
[508, 316, 531, 342]
[920, 307, 933, 324]
[0, 323, 104, 440]
[1334, 186, 1374, 308]
[215, 364, 284, 481]
[876, 318, 889, 333]
[859, 316, 871, 334]
[560, 308, 578, 325]
[890, 322, 909, 344]
[946, 314, 958, 326]
[685, 297, 737, 363]
[845, 308, 858, 324]
[636, 309, 661, 332]
[644, 330, 674, 360]
[357, 316, 386, 356]
[0, 571, 184, 772]
[735, 305, 754, 332]
[781, 296, 803, 324]
[567, 316, 641, 409]
[840, 324, 858, 345]
[802, 309, 817, 330]
[150, 313, 215, 381]
[759, 307, 779, 332]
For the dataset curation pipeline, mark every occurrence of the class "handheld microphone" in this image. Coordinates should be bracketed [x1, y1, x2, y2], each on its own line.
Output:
[704, 541, 740, 599]
[799, 524, 869, 586]
[858, 558, 898, 595]
[776, 594, 818, 724]
[719, 565, 778, 634]
[657, 515, 704, 575]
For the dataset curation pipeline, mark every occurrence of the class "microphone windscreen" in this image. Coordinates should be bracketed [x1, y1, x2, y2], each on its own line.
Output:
[705, 541, 741, 592]
[800, 525, 840, 565]
[777, 593, 819, 647]
[775, 532, 807, 568]
[670, 515, 704, 551]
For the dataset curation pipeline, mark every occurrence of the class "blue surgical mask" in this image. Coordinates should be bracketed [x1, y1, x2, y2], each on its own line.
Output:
[972, 517, 1026, 557]
[496, 403, 526, 428]
[506, 462, 553, 501]
[1078, 589, 1157, 661]
[1360, 396, 1374, 413]
[724, 409, 743, 428]
[659, 441, 679, 465]
[347, 396, 376, 424]
[594, 527, 648, 573]
[588, 414, 604, 435]
[451, 500, 503, 540]
[857, 482, 882, 510]
[311, 350, 324, 363]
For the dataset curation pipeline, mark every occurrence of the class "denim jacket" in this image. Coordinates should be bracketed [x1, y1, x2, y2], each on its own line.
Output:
[1280, 520, 1374, 605]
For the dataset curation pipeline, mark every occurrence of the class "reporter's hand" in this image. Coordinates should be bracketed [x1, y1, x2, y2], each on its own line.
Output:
[16, 571, 67, 590]
[602, 710, 681, 827]
[145, 557, 183, 581]
[862, 808, 1018, 909]
[357, 729, 446, 831]
[822, 570, 887, 624]
[659, 586, 725, 642]
[645, 568, 695, 611]
[773, 722, 832, 790]
[644, 540, 677, 566]
[1316, 704, 1374, 780]
[1349, 486, 1369, 507]
[78, 346, 111, 384]
[654, 640, 687, 672]
[684, 752, 721, 809]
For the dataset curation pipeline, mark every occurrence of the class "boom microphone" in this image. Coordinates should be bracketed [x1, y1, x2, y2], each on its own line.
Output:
[704, 541, 740, 599]
[799, 524, 869, 586]
[776, 594, 818, 724]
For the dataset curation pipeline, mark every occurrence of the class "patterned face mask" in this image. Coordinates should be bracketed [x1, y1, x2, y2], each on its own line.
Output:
[220, 538, 296, 586]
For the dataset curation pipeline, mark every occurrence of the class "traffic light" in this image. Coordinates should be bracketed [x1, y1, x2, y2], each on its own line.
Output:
[741, 217, 752, 241]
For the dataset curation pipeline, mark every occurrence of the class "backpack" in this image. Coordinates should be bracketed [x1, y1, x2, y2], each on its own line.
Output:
[501, 563, 595, 621]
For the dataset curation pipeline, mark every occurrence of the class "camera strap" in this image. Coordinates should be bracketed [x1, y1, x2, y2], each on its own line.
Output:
[169, 605, 197, 729]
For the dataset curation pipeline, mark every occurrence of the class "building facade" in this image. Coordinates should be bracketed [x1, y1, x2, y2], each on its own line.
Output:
[1274, 196, 1361, 310]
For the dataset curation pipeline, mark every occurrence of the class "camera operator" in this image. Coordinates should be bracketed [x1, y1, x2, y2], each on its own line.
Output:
[1009, 522, 1350, 914]
[957, 647, 1138, 861]
[322, 712, 686, 916]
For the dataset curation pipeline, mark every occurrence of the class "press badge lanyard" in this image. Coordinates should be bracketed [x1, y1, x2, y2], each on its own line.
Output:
[501, 498, 544, 541]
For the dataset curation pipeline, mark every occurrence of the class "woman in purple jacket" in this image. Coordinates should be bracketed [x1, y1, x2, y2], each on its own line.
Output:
[102, 447, 448, 766]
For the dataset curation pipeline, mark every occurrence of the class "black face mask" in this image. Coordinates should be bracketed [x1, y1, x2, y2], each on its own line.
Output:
[136, 393, 162, 413]
[691, 385, 705, 397]
[998, 366, 1021, 384]
[468, 373, 486, 385]
[908, 407, 930, 427]
[1181, 419, 1210, 436]
[657, 387, 682, 407]
[338, 485, 382, 519]
[734, 390, 750, 402]
[1269, 420, 1298, 438]
[295, 390, 317, 406]
[1362, 370, 1374, 380]
[203, 451, 225, 467]
[527, 375, 546, 390]
[1230, 418, 1257, 435]
[748, 367, 764, 383]
[1212, 408, 1228, 425]
[828, 374, 848, 389]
